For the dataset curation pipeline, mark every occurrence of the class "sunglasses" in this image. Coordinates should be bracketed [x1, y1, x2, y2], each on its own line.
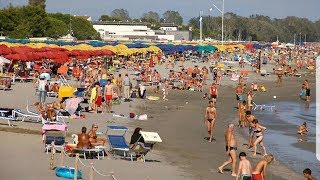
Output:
[94, 126, 98, 128]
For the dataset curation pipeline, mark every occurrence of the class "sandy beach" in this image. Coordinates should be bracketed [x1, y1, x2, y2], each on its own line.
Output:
[0, 60, 317, 180]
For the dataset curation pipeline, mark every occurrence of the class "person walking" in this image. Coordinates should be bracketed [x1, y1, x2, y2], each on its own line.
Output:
[123, 74, 131, 102]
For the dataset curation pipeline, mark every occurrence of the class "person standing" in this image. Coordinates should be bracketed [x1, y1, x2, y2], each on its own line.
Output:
[104, 80, 114, 113]
[246, 111, 256, 149]
[238, 101, 247, 127]
[204, 101, 217, 142]
[218, 123, 237, 177]
[95, 82, 102, 113]
[123, 74, 131, 101]
[236, 152, 252, 180]
[235, 84, 244, 108]
[304, 79, 311, 102]
[252, 119, 267, 156]
[117, 74, 123, 98]
[37, 77, 48, 105]
[209, 82, 218, 105]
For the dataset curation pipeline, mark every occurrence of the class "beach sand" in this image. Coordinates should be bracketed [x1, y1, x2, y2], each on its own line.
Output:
[0, 61, 316, 179]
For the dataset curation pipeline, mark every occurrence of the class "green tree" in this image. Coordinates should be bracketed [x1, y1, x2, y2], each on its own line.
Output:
[45, 17, 68, 38]
[99, 15, 121, 22]
[163, 10, 183, 25]
[110, 9, 130, 21]
[142, 11, 160, 22]
[28, 0, 46, 9]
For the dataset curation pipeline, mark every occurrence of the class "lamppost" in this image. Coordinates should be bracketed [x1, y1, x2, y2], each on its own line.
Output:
[210, 0, 225, 45]
[199, 11, 203, 44]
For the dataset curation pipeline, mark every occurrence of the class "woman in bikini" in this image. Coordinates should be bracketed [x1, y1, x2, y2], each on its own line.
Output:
[253, 119, 267, 156]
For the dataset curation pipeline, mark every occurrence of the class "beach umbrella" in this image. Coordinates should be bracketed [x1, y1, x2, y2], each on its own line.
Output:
[5, 53, 28, 61]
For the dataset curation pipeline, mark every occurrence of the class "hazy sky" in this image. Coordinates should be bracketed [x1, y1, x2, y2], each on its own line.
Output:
[1, 0, 319, 22]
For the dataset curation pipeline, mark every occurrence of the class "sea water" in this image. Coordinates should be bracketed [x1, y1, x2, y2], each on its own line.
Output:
[253, 101, 319, 177]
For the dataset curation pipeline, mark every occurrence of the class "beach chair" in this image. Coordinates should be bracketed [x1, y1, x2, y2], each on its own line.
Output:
[12, 109, 41, 122]
[129, 142, 151, 162]
[44, 130, 66, 154]
[252, 102, 265, 111]
[129, 131, 162, 162]
[106, 126, 130, 157]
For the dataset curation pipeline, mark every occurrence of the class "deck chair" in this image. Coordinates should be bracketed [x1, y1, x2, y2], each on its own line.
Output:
[252, 102, 265, 111]
[44, 130, 65, 154]
[107, 135, 130, 157]
[12, 109, 41, 122]
[129, 142, 151, 162]
[0, 116, 14, 126]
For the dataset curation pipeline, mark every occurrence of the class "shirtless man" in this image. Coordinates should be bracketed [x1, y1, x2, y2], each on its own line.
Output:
[77, 127, 91, 149]
[238, 101, 247, 127]
[104, 80, 114, 113]
[204, 101, 217, 142]
[235, 84, 244, 108]
[218, 123, 237, 177]
[252, 154, 274, 180]
[246, 111, 256, 149]
[303, 168, 316, 180]
[236, 152, 252, 180]
[88, 124, 106, 147]
[117, 74, 123, 98]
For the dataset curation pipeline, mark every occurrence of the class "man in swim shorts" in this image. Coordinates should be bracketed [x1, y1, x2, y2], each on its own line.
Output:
[218, 123, 237, 177]
[104, 80, 114, 113]
[246, 111, 256, 149]
[204, 101, 217, 142]
[235, 84, 244, 108]
[252, 154, 274, 180]
[303, 168, 316, 180]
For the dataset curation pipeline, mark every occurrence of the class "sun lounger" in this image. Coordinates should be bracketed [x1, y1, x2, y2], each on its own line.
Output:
[44, 130, 66, 154]
[12, 109, 41, 122]
[106, 126, 130, 157]
[0, 109, 15, 126]
[252, 102, 265, 111]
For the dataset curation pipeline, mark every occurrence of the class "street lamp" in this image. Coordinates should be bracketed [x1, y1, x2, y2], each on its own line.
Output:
[210, 0, 225, 45]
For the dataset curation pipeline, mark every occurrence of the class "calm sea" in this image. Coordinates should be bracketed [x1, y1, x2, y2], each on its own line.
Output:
[252, 101, 319, 177]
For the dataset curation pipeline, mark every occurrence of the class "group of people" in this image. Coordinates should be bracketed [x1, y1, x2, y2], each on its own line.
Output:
[216, 123, 273, 180]
[76, 124, 106, 149]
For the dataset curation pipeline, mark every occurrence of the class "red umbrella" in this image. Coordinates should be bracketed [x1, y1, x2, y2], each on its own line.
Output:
[5, 53, 29, 61]
[0, 44, 12, 55]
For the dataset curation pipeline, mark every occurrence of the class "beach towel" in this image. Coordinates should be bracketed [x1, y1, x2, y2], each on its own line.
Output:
[147, 96, 160, 101]
[65, 97, 83, 115]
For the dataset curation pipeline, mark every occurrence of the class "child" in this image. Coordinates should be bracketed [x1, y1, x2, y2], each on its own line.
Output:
[236, 152, 252, 180]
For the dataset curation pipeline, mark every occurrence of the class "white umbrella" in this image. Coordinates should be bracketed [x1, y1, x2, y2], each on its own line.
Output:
[0, 56, 11, 64]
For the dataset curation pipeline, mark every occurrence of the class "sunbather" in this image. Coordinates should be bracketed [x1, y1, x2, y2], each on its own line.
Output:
[88, 124, 106, 147]
[77, 127, 92, 149]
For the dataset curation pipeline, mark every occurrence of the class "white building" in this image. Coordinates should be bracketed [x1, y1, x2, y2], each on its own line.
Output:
[93, 22, 157, 41]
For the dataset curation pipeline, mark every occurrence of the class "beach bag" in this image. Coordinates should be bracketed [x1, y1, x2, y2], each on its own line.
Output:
[131, 91, 137, 98]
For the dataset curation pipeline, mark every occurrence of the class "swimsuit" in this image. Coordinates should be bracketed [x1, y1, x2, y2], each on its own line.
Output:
[236, 94, 243, 101]
[252, 173, 262, 180]
[239, 174, 252, 180]
[225, 146, 237, 152]
[306, 88, 310, 96]
[207, 118, 214, 123]
[249, 127, 255, 135]
[105, 95, 113, 101]
[254, 129, 262, 138]
[95, 96, 102, 107]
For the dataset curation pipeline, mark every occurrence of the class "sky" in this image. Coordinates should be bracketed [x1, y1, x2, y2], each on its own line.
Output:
[1, 0, 319, 22]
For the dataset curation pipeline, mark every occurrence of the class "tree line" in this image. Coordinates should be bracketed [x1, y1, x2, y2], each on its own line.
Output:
[0, 0, 319, 42]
